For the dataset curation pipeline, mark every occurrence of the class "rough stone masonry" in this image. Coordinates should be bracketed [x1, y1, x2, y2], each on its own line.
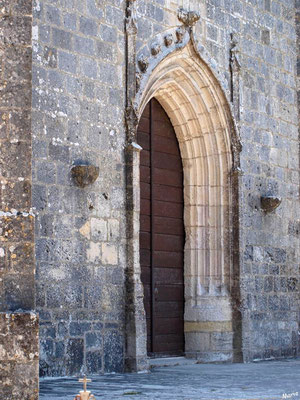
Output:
[0, 0, 39, 399]
[0, 0, 299, 395]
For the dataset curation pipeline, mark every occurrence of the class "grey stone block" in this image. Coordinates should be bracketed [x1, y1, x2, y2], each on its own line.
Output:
[104, 330, 123, 373]
[96, 41, 115, 62]
[66, 339, 84, 375]
[52, 28, 73, 50]
[79, 16, 98, 36]
[74, 35, 95, 56]
[70, 322, 91, 336]
[49, 143, 70, 162]
[38, 24, 51, 43]
[58, 50, 77, 73]
[100, 24, 117, 43]
[80, 56, 97, 79]
[86, 351, 102, 373]
[86, 0, 103, 18]
[36, 161, 56, 184]
[86, 332, 102, 348]
[45, 5, 61, 26]
[63, 12, 77, 31]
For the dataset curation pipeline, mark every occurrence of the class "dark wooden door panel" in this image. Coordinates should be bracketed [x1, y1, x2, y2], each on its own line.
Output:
[140, 198, 150, 216]
[153, 234, 184, 252]
[154, 267, 184, 284]
[140, 182, 150, 200]
[141, 266, 150, 284]
[140, 249, 150, 266]
[154, 285, 184, 301]
[140, 166, 150, 183]
[152, 120, 175, 138]
[153, 152, 183, 170]
[138, 97, 184, 356]
[153, 251, 184, 268]
[140, 214, 150, 231]
[154, 301, 184, 318]
[138, 116, 150, 133]
[153, 201, 183, 218]
[138, 131, 150, 149]
[153, 167, 183, 187]
[140, 232, 150, 249]
[155, 318, 183, 334]
[153, 216, 184, 235]
[140, 150, 150, 167]
[153, 185, 183, 203]
[153, 135, 181, 155]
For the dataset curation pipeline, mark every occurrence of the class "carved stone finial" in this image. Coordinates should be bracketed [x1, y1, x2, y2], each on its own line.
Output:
[177, 7, 200, 27]
[261, 196, 282, 213]
[176, 26, 186, 43]
[164, 33, 173, 47]
[125, 0, 137, 34]
[151, 42, 161, 56]
[138, 54, 149, 72]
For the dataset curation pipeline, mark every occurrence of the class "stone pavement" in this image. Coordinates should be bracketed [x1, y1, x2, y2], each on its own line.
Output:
[39, 358, 300, 400]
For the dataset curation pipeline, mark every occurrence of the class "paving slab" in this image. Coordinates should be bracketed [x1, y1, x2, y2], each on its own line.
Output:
[39, 358, 300, 400]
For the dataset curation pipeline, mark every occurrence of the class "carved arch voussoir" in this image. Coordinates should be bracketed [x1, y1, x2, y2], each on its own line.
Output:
[134, 29, 242, 168]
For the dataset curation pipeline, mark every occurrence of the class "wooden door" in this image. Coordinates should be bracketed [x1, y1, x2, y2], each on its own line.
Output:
[138, 98, 184, 356]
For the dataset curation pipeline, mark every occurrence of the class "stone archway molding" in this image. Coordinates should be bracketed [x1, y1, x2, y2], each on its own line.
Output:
[124, 3, 242, 370]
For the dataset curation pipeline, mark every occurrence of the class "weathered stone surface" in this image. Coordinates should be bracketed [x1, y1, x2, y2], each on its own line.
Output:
[0, 312, 39, 400]
[23, 0, 300, 377]
[32, 0, 126, 376]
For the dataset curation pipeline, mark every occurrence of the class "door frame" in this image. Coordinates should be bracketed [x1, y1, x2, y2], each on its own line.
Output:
[124, 40, 242, 371]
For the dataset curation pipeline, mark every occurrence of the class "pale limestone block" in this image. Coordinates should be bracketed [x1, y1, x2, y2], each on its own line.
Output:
[108, 219, 119, 240]
[79, 220, 91, 240]
[102, 243, 118, 265]
[87, 242, 101, 263]
[91, 218, 107, 241]
[185, 332, 210, 352]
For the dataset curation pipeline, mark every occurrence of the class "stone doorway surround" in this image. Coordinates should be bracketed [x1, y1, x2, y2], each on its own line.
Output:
[124, 3, 242, 371]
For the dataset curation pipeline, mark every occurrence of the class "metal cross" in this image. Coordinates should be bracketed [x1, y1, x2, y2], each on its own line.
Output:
[79, 375, 91, 393]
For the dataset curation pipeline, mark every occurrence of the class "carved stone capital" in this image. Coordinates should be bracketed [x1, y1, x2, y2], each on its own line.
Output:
[177, 7, 200, 27]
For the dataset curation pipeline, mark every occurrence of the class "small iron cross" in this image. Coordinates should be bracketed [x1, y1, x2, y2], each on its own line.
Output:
[79, 376, 91, 392]
[74, 375, 96, 400]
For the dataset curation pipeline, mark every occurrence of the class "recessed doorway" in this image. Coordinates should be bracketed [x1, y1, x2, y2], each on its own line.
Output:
[138, 98, 185, 356]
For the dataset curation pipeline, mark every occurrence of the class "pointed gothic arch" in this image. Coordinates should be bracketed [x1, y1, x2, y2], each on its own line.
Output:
[125, 35, 242, 369]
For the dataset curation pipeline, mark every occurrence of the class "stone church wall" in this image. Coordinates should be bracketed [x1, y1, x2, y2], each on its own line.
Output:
[132, 0, 300, 363]
[32, 0, 127, 375]
[0, 1, 39, 397]
[30, 0, 300, 375]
